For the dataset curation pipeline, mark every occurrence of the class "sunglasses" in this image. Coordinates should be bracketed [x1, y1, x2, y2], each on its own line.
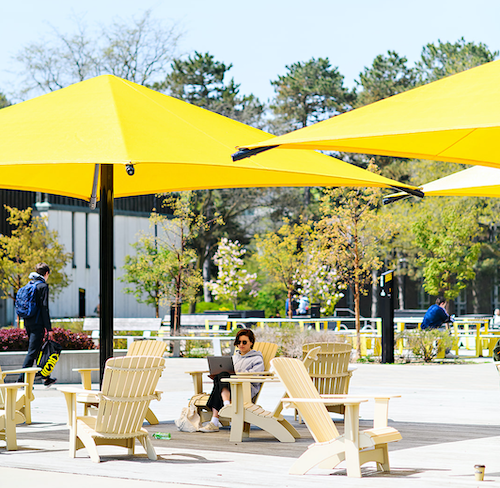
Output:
[235, 340, 249, 345]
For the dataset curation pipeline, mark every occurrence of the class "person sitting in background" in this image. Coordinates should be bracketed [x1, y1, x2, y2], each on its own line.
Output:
[492, 309, 500, 328]
[297, 295, 309, 315]
[285, 297, 298, 316]
[421, 297, 453, 330]
[199, 329, 264, 433]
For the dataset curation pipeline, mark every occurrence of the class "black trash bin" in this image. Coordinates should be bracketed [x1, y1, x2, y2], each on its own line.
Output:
[310, 304, 321, 318]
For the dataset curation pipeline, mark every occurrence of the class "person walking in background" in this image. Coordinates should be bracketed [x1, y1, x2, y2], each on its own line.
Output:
[17, 263, 56, 387]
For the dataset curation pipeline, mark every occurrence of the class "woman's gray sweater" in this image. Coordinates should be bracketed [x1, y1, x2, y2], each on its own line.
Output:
[233, 349, 265, 398]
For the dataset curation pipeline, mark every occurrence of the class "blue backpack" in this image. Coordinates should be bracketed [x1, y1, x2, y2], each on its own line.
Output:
[15, 281, 40, 319]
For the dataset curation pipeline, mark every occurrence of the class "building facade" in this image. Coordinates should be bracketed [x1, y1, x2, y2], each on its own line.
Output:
[0, 191, 171, 326]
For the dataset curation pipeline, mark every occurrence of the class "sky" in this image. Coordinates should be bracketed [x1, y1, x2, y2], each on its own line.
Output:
[2, 0, 500, 103]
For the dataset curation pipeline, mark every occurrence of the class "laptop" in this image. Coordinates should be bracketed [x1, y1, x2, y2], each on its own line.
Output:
[207, 356, 235, 377]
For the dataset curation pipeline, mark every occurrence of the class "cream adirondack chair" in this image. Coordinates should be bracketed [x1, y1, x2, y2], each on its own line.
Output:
[0, 366, 40, 425]
[215, 346, 322, 442]
[302, 342, 353, 416]
[187, 341, 278, 424]
[0, 382, 28, 451]
[75, 340, 167, 424]
[60, 355, 165, 463]
[271, 357, 402, 478]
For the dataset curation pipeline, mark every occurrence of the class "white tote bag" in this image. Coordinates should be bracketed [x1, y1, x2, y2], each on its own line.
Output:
[174, 395, 202, 432]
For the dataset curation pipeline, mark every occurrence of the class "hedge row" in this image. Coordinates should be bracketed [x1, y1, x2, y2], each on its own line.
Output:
[0, 327, 96, 351]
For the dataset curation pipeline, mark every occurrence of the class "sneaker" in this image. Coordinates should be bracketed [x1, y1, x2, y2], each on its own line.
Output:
[198, 421, 219, 433]
[44, 377, 57, 387]
[445, 352, 457, 359]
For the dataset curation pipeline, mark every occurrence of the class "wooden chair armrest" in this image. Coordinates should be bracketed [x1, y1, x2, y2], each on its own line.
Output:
[59, 388, 80, 428]
[0, 383, 28, 389]
[318, 394, 400, 429]
[223, 377, 279, 384]
[59, 386, 95, 395]
[281, 397, 368, 407]
[1, 368, 40, 393]
[1, 367, 40, 376]
[319, 394, 401, 400]
[73, 368, 99, 390]
[235, 371, 274, 376]
[186, 371, 209, 395]
[76, 392, 100, 403]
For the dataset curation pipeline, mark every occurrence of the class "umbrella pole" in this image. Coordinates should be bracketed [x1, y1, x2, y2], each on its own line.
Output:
[99, 163, 114, 385]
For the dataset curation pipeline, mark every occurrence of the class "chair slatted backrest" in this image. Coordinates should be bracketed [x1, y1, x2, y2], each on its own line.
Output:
[272, 357, 339, 443]
[96, 356, 165, 435]
[0, 367, 5, 406]
[302, 342, 352, 395]
[253, 342, 278, 371]
[127, 340, 167, 357]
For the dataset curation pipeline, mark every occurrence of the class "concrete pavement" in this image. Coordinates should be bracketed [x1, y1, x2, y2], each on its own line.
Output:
[2, 357, 500, 487]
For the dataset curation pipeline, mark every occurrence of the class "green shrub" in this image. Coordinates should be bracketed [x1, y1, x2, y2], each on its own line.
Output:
[401, 329, 455, 362]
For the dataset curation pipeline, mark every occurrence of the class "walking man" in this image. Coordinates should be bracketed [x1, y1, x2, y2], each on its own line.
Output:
[18, 263, 56, 387]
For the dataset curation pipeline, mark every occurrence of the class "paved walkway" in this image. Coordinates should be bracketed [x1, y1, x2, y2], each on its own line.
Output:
[2, 357, 500, 487]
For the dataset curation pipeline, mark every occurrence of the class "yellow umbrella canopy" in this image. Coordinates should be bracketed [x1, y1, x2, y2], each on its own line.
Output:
[234, 59, 500, 169]
[0, 74, 417, 199]
[0, 74, 419, 380]
[420, 165, 500, 197]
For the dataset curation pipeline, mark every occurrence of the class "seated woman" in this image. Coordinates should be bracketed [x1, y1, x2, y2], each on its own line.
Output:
[199, 329, 264, 433]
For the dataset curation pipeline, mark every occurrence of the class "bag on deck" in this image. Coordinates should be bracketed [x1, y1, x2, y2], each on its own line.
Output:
[175, 395, 202, 432]
[15, 281, 40, 319]
[37, 340, 62, 378]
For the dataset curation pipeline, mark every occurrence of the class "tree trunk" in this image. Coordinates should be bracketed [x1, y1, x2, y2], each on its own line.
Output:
[171, 303, 181, 336]
[287, 289, 293, 319]
[202, 243, 212, 302]
[353, 229, 361, 359]
[354, 281, 361, 359]
[371, 269, 378, 318]
[397, 273, 405, 310]
[472, 278, 479, 314]
[303, 188, 311, 209]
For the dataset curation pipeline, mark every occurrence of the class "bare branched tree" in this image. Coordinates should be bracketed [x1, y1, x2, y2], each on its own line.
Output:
[16, 10, 183, 97]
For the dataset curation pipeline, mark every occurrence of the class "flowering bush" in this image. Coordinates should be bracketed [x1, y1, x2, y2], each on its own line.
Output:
[255, 325, 346, 358]
[51, 327, 96, 350]
[208, 238, 257, 308]
[0, 326, 95, 351]
[295, 253, 346, 316]
[0, 327, 28, 351]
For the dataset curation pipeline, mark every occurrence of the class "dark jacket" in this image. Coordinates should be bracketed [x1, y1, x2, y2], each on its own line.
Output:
[421, 304, 450, 330]
[24, 273, 51, 332]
